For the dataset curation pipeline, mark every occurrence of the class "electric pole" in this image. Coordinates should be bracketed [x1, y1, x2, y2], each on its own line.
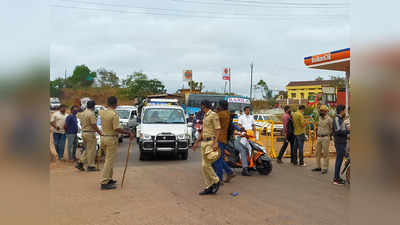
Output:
[229, 68, 231, 95]
[250, 63, 254, 100]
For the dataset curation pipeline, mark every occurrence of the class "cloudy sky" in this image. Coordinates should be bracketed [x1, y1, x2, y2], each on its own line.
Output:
[50, 0, 350, 98]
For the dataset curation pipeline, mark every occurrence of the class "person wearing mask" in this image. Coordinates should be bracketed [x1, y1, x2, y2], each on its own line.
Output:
[237, 106, 256, 176]
[75, 101, 103, 172]
[332, 105, 350, 185]
[212, 101, 235, 184]
[292, 105, 307, 166]
[192, 100, 221, 195]
[277, 105, 295, 164]
[99, 96, 135, 190]
[64, 106, 79, 162]
[50, 104, 68, 161]
[311, 105, 332, 174]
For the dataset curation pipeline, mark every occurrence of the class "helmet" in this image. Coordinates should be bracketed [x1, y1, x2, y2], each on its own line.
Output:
[319, 105, 329, 112]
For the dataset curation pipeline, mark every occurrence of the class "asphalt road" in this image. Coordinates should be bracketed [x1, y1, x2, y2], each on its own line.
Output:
[51, 138, 349, 225]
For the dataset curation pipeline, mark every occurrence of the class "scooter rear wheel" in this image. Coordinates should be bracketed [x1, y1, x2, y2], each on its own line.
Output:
[256, 155, 272, 175]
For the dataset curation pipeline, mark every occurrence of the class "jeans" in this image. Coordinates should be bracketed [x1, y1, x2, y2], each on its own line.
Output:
[212, 142, 234, 181]
[277, 135, 294, 161]
[334, 142, 346, 180]
[235, 136, 250, 168]
[53, 132, 66, 160]
[293, 134, 305, 165]
[66, 134, 78, 160]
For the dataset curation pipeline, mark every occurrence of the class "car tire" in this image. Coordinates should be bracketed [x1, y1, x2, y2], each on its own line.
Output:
[181, 151, 188, 160]
[118, 137, 123, 143]
[139, 149, 145, 161]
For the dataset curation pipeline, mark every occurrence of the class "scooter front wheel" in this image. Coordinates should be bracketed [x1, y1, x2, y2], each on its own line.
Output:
[256, 155, 272, 175]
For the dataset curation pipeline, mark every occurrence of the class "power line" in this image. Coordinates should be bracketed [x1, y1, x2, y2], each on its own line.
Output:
[170, 0, 349, 9]
[51, 3, 349, 20]
[55, 0, 349, 17]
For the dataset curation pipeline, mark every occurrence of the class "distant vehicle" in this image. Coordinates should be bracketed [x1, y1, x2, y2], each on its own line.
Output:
[80, 97, 92, 111]
[50, 97, 61, 110]
[253, 114, 284, 136]
[136, 104, 190, 160]
[185, 94, 251, 116]
[115, 105, 138, 141]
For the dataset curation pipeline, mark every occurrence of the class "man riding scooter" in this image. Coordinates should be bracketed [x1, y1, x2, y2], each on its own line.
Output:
[236, 106, 257, 176]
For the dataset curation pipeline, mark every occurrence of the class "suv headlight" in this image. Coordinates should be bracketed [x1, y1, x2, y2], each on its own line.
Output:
[140, 133, 152, 140]
[177, 134, 189, 140]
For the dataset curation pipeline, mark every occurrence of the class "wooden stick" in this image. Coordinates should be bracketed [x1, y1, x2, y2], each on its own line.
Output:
[121, 140, 133, 189]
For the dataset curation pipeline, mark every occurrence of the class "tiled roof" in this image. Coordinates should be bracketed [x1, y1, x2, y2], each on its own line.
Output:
[287, 80, 333, 87]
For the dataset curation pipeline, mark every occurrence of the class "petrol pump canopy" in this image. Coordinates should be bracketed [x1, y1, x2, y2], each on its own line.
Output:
[304, 48, 350, 72]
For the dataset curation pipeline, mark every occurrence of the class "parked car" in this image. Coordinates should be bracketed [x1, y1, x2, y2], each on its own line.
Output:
[115, 105, 138, 140]
[253, 114, 284, 136]
[136, 104, 190, 160]
[50, 97, 61, 110]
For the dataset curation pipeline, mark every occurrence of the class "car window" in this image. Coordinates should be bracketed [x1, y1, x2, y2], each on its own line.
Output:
[116, 110, 131, 119]
[253, 115, 258, 120]
[143, 108, 185, 124]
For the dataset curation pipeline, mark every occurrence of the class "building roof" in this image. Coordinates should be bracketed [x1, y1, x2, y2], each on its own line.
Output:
[286, 80, 333, 87]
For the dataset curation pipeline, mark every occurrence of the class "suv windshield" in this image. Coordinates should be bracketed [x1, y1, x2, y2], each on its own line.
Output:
[143, 108, 185, 124]
[116, 110, 131, 119]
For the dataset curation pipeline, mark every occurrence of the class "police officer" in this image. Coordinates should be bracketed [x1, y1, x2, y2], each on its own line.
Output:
[99, 96, 134, 190]
[192, 100, 221, 195]
[312, 105, 333, 174]
[75, 100, 102, 172]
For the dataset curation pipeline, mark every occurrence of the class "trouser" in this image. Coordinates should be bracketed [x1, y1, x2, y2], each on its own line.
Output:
[201, 140, 220, 189]
[316, 136, 330, 169]
[234, 136, 250, 168]
[80, 133, 97, 168]
[101, 136, 118, 184]
[66, 134, 78, 160]
[53, 132, 66, 160]
[212, 142, 234, 181]
[277, 135, 294, 161]
[334, 142, 346, 180]
[293, 134, 305, 165]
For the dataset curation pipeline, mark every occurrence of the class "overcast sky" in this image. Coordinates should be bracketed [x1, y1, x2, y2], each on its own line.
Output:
[50, 0, 350, 98]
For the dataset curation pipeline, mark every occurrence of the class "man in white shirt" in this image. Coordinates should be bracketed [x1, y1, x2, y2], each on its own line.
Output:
[236, 106, 256, 176]
[50, 105, 68, 160]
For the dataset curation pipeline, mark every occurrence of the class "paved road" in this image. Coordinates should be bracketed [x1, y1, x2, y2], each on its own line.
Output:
[51, 138, 348, 225]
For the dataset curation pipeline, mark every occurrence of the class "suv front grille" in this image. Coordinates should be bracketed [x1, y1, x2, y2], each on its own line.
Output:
[156, 135, 176, 141]
[156, 142, 175, 148]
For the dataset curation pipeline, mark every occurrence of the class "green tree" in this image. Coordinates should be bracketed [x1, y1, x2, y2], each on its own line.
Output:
[121, 72, 166, 99]
[50, 78, 65, 97]
[315, 76, 324, 81]
[97, 68, 120, 87]
[68, 65, 96, 88]
[329, 75, 346, 89]
[188, 80, 204, 92]
[256, 79, 273, 100]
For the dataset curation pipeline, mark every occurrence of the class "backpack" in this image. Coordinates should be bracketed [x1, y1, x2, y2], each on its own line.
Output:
[286, 116, 294, 138]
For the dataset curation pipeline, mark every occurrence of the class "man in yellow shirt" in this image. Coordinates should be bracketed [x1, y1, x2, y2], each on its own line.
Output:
[292, 105, 306, 166]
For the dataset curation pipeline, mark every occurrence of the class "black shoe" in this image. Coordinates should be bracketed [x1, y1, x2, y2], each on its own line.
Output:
[199, 187, 213, 195]
[87, 166, 97, 172]
[75, 162, 85, 171]
[333, 178, 346, 185]
[211, 182, 221, 194]
[312, 168, 322, 172]
[101, 183, 117, 190]
[108, 180, 117, 185]
[292, 162, 298, 166]
[241, 168, 251, 176]
[321, 169, 328, 174]
[277, 159, 283, 164]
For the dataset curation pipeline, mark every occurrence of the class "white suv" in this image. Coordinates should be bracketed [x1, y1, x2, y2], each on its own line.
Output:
[137, 105, 190, 160]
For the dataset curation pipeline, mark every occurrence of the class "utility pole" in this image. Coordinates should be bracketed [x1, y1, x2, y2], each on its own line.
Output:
[250, 63, 254, 100]
[228, 68, 231, 95]
[64, 68, 67, 88]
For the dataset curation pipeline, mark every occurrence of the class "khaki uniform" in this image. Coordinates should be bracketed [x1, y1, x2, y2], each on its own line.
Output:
[316, 116, 333, 169]
[99, 108, 121, 184]
[201, 110, 221, 188]
[79, 109, 97, 168]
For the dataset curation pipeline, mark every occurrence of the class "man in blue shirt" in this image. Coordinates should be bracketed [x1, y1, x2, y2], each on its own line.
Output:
[65, 106, 79, 161]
